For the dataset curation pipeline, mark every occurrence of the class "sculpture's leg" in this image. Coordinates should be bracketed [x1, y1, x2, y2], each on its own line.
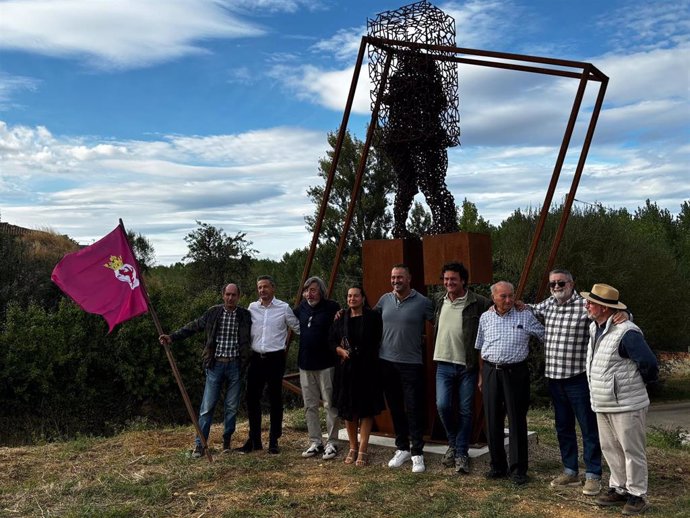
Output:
[417, 146, 457, 235]
[392, 150, 418, 239]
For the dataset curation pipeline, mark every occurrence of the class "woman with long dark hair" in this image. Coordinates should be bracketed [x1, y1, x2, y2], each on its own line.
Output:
[330, 285, 384, 466]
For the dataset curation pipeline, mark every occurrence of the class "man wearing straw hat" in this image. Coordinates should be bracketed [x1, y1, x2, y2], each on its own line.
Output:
[582, 283, 658, 516]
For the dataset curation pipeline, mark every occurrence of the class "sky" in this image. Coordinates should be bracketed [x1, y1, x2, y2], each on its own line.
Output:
[1, 0, 688, 265]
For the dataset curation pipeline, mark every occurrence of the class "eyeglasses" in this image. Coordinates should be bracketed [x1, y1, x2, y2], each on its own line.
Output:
[548, 281, 568, 288]
[307, 315, 312, 328]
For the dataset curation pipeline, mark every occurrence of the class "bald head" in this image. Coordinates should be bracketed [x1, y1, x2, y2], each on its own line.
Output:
[222, 283, 240, 311]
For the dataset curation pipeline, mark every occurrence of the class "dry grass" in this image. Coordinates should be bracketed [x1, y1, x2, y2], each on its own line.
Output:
[1, 409, 688, 518]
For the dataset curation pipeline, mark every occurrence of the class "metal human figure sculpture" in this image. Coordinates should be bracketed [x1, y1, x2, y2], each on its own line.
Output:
[368, 1, 460, 237]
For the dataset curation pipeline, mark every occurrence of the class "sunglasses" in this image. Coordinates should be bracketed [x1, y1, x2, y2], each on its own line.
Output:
[548, 281, 569, 288]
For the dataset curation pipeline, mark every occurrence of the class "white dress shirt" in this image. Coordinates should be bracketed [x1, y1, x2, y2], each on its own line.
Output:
[248, 297, 300, 353]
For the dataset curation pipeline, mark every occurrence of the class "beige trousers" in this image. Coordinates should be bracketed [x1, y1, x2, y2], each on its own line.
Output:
[596, 407, 649, 497]
[300, 367, 339, 445]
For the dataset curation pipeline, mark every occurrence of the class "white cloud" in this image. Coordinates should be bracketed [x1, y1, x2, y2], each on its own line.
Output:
[0, 72, 39, 110]
[441, 0, 525, 49]
[597, 45, 689, 105]
[229, 0, 325, 14]
[268, 63, 372, 114]
[0, 120, 328, 262]
[0, 0, 265, 69]
[310, 27, 366, 62]
[598, 0, 690, 52]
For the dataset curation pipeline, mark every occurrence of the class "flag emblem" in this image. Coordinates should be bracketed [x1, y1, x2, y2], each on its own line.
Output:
[104, 255, 140, 290]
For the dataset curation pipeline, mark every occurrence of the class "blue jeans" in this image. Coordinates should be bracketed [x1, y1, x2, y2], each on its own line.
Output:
[435, 361, 477, 457]
[195, 360, 241, 448]
[548, 373, 602, 478]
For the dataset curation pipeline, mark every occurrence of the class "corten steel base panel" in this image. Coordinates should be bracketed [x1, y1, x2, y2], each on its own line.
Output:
[362, 237, 488, 444]
[422, 232, 492, 286]
[423, 232, 491, 443]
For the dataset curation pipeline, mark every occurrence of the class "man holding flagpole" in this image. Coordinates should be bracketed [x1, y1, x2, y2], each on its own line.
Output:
[52, 221, 217, 462]
[159, 283, 252, 458]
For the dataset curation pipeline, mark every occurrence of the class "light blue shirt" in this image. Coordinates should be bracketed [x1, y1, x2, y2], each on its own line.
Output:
[475, 307, 544, 364]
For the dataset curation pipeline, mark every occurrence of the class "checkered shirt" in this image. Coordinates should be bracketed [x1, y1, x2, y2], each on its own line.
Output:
[530, 292, 589, 379]
[214, 308, 239, 358]
[475, 307, 544, 364]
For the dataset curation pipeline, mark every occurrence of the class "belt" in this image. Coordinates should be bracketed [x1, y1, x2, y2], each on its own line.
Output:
[253, 350, 285, 359]
[215, 356, 237, 363]
[484, 359, 527, 370]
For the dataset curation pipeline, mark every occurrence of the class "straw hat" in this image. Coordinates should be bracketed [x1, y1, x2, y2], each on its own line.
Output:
[580, 283, 627, 310]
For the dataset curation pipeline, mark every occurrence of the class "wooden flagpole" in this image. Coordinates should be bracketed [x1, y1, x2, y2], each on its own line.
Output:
[119, 219, 213, 463]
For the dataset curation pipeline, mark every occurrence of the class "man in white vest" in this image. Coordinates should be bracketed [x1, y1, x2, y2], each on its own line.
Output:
[582, 284, 658, 516]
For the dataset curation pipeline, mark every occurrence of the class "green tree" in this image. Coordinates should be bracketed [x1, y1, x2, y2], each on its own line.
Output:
[304, 129, 395, 283]
[126, 229, 156, 273]
[407, 201, 433, 238]
[458, 198, 494, 233]
[183, 221, 256, 291]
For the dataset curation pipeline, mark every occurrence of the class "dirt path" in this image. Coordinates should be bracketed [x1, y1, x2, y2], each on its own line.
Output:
[647, 400, 690, 430]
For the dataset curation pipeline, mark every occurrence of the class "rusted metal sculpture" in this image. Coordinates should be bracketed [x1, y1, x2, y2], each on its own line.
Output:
[368, 0, 460, 237]
[299, 4, 609, 303]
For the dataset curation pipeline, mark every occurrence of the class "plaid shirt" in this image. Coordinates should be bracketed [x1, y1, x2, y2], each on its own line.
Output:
[530, 292, 589, 379]
[475, 307, 544, 364]
[214, 308, 240, 358]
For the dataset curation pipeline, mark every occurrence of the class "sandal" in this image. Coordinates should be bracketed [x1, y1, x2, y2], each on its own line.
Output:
[355, 451, 369, 467]
[344, 449, 358, 464]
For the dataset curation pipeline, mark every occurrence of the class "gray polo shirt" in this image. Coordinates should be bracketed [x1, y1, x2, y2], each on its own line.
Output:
[376, 290, 434, 364]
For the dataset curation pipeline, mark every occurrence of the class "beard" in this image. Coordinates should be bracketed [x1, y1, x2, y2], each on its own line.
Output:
[552, 288, 573, 302]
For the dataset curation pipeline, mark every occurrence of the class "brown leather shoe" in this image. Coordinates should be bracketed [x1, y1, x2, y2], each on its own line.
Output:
[595, 488, 628, 506]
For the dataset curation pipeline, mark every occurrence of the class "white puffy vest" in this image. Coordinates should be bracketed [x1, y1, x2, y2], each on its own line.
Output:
[586, 319, 649, 413]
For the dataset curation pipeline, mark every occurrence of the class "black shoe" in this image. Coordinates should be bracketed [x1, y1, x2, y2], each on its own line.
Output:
[235, 439, 262, 454]
[485, 467, 508, 479]
[222, 438, 231, 454]
[268, 442, 280, 454]
[511, 473, 530, 486]
[191, 443, 204, 458]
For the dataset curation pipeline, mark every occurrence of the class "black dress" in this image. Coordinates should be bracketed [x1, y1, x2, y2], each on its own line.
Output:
[330, 308, 384, 421]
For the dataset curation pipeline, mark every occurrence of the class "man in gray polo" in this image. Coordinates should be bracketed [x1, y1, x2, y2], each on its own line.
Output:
[376, 263, 434, 473]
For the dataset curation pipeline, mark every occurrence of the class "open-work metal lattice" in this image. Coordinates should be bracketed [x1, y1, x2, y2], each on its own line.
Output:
[299, 1, 609, 307]
[368, 1, 460, 237]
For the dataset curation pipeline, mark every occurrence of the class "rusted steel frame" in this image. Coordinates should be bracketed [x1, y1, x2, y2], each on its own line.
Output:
[282, 373, 302, 396]
[326, 52, 395, 296]
[536, 68, 609, 300]
[365, 35, 596, 72]
[297, 37, 368, 304]
[446, 55, 599, 81]
[515, 67, 592, 301]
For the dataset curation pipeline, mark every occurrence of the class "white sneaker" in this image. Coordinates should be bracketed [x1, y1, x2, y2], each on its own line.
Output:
[322, 443, 338, 460]
[387, 449, 412, 468]
[301, 442, 324, 458]
[411, 455, 425, 473]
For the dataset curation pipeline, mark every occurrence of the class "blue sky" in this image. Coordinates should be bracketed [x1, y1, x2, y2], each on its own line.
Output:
[1, 0, 688, 265]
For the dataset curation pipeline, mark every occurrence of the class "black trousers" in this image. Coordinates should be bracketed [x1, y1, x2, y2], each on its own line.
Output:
[246, 350, 286, 446]
[482, 360, 530, 475]
[381, 359, 426, 456]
